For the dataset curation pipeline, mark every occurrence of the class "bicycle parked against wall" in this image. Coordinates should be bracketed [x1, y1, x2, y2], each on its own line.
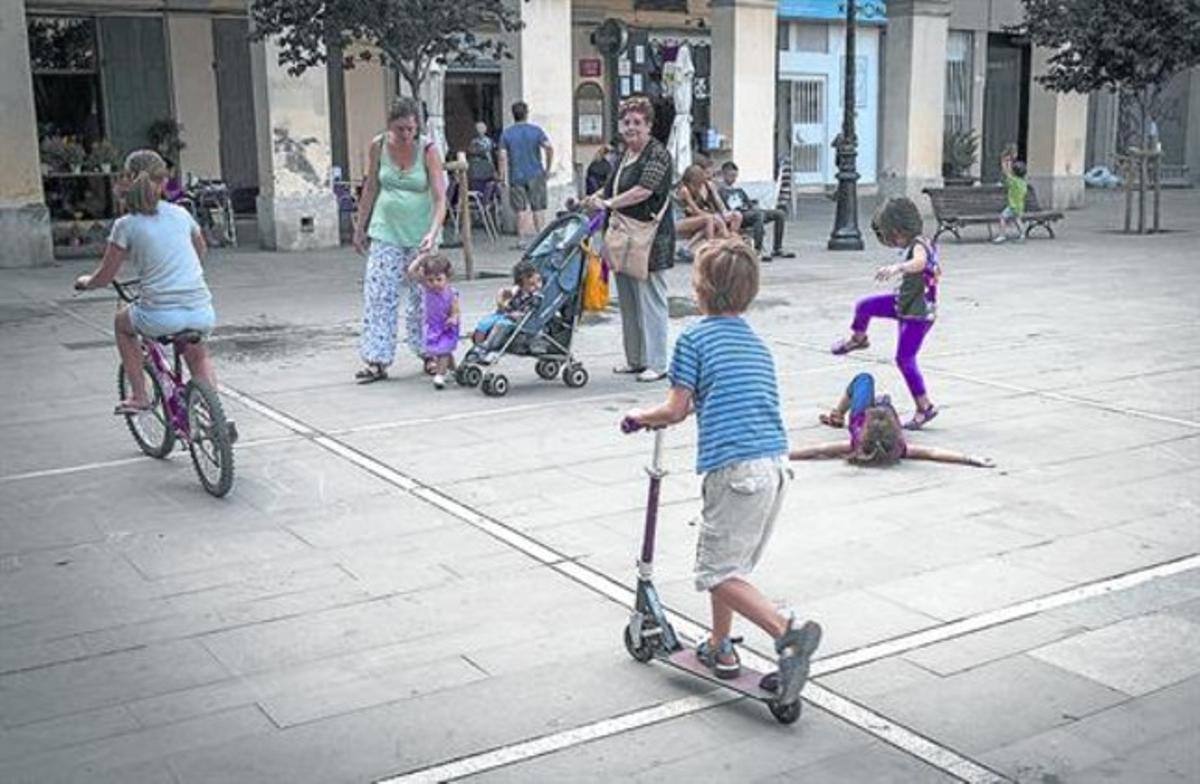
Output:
[109, 279, 235, 497]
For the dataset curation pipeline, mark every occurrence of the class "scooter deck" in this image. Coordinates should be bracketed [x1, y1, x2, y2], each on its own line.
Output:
[657, 646, 779, 702]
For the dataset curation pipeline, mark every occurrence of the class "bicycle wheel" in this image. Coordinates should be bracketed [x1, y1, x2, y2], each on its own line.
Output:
[185, 380, 235, 497]
[117, 363, 176, 458]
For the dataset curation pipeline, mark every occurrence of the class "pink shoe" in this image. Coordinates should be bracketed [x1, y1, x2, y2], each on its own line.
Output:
[831, 335, 869, 356]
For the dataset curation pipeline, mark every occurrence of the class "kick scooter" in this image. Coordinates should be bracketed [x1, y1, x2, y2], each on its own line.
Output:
[620, 418, 804, 724]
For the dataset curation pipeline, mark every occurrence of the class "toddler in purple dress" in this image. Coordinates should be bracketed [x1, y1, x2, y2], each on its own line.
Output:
[408, 254, 460, 389]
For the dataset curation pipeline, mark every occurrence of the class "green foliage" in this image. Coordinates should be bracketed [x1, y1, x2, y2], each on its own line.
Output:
[248, 0, 523, 99]
[87, 139, 123, 170]
[1017, 0, 1200, 100]
[942, 129, 979, 178]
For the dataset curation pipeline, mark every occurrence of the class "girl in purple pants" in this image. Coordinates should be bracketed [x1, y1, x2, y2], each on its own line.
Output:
[831, 197, 941, 430]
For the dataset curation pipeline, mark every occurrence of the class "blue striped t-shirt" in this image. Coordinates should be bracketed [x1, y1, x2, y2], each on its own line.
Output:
[669, 316, 789, 474]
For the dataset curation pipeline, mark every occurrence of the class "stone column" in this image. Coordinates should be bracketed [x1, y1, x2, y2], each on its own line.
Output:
[710, 0, 778, 187]
[1027, 46, 1087, 209]
[250, 38, 339, 250]
[879, 0, 950, 204]
[0, 0, 54, 267]
[501, 0, 575, 211]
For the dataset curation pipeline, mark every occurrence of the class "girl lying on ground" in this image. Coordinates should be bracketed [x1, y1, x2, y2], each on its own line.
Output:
[789, 372, 994, 468]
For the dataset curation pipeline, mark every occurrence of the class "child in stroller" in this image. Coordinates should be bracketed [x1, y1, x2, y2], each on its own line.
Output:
[455, 210, 604, 397]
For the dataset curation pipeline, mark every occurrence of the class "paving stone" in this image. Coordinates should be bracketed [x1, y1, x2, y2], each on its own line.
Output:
[979, 723, 1114, 784]
[1030, 614, 1200, 696]
[815, 656, 944, 700]
[867, 557, 1074, 621]
[0, 639, 229, 727]
[903, 613, 1087, 676]
[999, 528, 1186, 585]
[0, 706, 272, 784]
[1074, 728, 1199, 784]
[0, 705, 139, 762]
[766, 738, 958, 783]
[1064, 675, 1200, 758]
[865, 655, 1129, 754]
[1041, 568, 1200, 629]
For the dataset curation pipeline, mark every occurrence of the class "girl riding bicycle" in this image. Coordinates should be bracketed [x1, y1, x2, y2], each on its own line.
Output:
[74, 149, 218, 415]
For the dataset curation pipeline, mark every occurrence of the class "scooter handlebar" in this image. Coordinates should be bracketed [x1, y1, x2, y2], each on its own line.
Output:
[621, 417, 666, 434]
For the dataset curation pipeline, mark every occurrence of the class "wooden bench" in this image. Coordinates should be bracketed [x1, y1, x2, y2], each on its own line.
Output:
[922, 185, 1064, 242]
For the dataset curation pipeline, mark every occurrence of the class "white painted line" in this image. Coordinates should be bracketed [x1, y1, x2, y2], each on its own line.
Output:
[331, 392, 638, 436]
[802, 684, 1004, 784]
[376, 693, 739, 784]
[816, 552, 1200, 676]
[219, 385, 315, 435]
[217, 385, 1191, 784]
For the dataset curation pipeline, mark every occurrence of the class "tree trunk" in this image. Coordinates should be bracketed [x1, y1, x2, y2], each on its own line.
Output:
[1137, 97, 1147, 234]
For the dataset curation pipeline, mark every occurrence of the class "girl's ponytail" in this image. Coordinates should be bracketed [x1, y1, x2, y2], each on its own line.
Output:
[120, 149, 169, 215]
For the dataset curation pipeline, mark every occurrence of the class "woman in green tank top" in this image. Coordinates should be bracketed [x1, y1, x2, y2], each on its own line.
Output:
[352, 98, 448, 383]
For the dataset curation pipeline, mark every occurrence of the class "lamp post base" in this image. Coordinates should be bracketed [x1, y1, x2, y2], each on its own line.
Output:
[827, 142, 864, 251]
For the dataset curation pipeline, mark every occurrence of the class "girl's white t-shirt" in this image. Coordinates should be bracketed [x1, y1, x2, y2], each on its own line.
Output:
[108, 202, 212, 310]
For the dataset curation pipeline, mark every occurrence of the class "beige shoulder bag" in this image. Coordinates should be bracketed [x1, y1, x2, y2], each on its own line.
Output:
[604, 152, 670, 281]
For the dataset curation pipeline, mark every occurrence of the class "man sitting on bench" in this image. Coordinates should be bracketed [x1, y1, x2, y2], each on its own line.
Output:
[718, 161, 795, 261]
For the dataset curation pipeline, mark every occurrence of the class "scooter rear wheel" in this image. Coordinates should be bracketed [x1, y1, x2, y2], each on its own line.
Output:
[623, 625, 655, 663]
[768, 699, 802, 725]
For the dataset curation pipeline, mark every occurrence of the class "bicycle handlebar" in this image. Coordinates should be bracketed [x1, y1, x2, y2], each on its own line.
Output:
[112, 279, 141, 303]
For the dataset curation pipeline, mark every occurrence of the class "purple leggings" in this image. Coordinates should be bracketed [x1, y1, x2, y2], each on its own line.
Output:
[851, 294, 933, 400]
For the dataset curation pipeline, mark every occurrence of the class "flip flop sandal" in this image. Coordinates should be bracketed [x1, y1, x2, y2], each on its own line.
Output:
[831, 336, 869, 356]
[423, 357, 438, 376]
[903, 405, 938, 431]
[818, 410, 845, 428]
[113, 400, 154, 416]
[355, 365, 388, 384]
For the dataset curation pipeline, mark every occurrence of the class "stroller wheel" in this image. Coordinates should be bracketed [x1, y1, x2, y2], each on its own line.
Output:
[489, 373, 510, 397]
[535, 360, 561, 381]
[563, 364, 589, 389]
[461, 365, 483, 387]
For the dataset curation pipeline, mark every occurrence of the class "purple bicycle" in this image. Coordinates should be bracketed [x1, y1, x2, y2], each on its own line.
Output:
[110, 280, 235, 497]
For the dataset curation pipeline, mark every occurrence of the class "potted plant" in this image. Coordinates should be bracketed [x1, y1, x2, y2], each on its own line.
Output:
[39, 135, 71, 174]
[942, 129, 979, 186]
[147, 118, 186, 164]
[87, 139, 122, 173]
[62, 138, 86, 174]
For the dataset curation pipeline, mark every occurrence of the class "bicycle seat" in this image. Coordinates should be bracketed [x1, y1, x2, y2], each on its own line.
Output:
[154, 330, 204, 345]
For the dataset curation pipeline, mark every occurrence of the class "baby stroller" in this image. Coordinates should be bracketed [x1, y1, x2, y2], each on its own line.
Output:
[456, 209, 606, 397]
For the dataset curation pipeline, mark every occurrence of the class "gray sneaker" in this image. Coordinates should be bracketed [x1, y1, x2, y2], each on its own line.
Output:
[774, 618, 822, 704]
[696, 637, 741, 680]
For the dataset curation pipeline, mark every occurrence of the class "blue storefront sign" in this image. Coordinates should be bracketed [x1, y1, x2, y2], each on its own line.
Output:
[777, 0, 887, 23]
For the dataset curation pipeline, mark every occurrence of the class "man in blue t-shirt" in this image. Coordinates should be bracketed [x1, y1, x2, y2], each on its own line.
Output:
[499, 101, 554, 247]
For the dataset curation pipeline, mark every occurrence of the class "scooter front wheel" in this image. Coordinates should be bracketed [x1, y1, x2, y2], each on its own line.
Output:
[768, 698, 802, 725]
[623, 625, 655, 663]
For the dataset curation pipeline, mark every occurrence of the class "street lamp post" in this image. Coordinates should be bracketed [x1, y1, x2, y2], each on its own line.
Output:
[828, 0, 865, 250]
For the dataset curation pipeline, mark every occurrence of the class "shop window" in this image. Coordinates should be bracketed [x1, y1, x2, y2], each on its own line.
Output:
[28, 17, 104, 144]
[778, 23, 790, 51]
[794, 24, 828, 53]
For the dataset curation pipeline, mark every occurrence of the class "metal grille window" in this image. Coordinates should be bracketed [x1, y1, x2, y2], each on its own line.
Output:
[944, 30, 973, 135]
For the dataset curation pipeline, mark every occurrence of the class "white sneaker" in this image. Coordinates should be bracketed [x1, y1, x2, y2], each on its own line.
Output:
[636, 369, 667, 383]
[433, 374, 445, 390]
[992, 234, 1008, 244]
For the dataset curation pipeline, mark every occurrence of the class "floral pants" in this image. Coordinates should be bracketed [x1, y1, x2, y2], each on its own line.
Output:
[360, 241, 423, 366]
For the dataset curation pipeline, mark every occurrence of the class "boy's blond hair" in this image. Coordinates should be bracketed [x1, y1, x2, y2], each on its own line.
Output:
[693, 239, 759, 315]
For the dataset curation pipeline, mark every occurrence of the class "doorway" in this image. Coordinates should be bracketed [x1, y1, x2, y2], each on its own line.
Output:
[444, 72, 502, 156]
[982, 34, 1030, 183]
[212, 17, 259, 211]
[783, 76, 829, 186]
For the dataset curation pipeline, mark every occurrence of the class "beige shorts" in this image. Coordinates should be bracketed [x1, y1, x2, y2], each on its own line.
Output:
[509, 174, 548, 212]
[694, 456, 790, 592]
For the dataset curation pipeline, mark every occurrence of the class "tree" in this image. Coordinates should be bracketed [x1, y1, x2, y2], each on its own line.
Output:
[1016, 0, 1200, 148]
[248, 0, 523, 100]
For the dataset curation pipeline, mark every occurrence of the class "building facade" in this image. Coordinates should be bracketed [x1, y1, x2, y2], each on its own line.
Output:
[4, 0, 1195, 267]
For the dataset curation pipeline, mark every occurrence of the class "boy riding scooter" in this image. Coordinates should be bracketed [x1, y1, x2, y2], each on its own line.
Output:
[624, 239, 822, 714]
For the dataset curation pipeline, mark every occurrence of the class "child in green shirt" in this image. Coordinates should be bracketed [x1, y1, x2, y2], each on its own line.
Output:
[995, 151, 1027, 244]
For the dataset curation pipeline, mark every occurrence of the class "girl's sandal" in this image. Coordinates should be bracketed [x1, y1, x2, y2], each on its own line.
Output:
[113, 400, 154, 416]
[355, 364, 388, 385]
[818, 409, 845, 429]
[831, 335, 869, 356]
[423, 357, 438, 376]
[903, 405, 938, 431]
